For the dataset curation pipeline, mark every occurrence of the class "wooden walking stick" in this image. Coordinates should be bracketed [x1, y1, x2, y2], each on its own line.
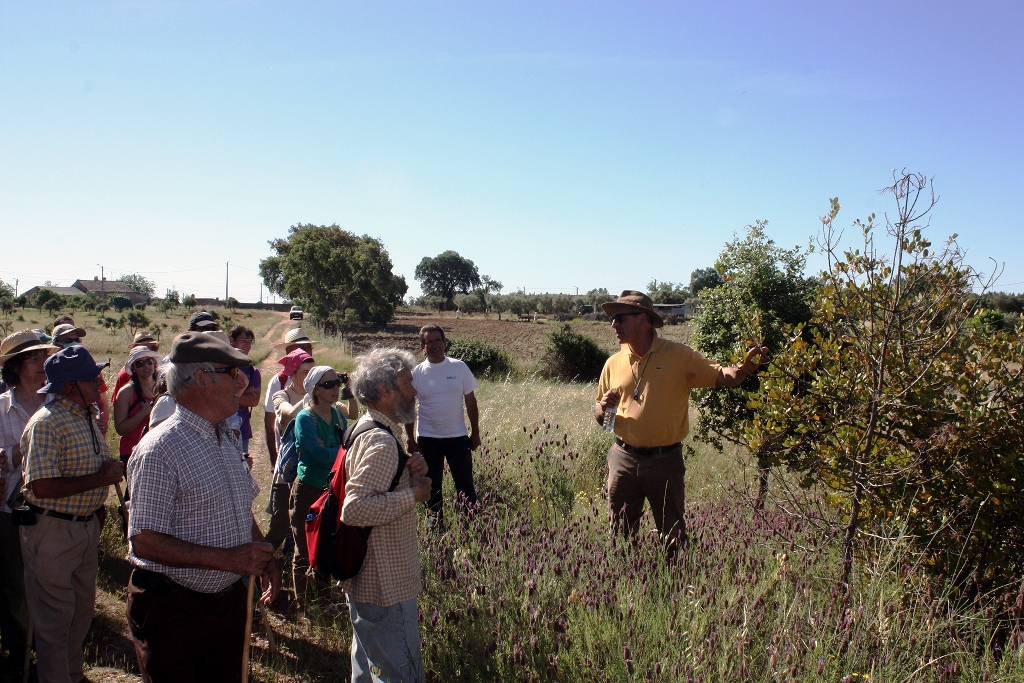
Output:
[113, 481, 129, 540]
[241, 576, 256, 683]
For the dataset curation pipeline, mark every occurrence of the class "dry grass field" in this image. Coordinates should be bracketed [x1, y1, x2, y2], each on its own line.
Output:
[5, 304, 1021, 681]
[339, 308, 695, 366]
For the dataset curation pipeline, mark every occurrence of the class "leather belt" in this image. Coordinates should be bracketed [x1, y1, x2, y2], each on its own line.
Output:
[26, 503, 100, 523]
[614, 438, 681, 457]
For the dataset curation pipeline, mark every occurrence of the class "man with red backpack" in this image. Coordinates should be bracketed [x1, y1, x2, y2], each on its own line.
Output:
[340, 347, 431, 683]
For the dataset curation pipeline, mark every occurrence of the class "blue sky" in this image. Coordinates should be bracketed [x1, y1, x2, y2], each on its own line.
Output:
[2, 1, 1022, 302]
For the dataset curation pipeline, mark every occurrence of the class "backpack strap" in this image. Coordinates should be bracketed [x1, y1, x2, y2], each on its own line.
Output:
[342, 420, 410, 492]
[330, 404, 348, 443]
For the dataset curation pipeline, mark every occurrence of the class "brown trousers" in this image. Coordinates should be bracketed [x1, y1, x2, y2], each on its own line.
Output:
[264, 481, 292, 550]
[126, 572, 247, 683]
[606, 442, 687, 548]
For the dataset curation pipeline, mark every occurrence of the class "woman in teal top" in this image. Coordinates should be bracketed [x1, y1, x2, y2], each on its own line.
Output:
[289, 365, 358, 612]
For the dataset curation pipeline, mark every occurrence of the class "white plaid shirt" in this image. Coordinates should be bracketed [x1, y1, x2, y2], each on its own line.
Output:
[0, 390, 53, 513]
[127, 404, 260, 593]
[340, 410, 420, 607]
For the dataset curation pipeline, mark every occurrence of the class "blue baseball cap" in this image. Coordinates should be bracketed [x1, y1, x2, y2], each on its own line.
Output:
[38, 346, 109, 394]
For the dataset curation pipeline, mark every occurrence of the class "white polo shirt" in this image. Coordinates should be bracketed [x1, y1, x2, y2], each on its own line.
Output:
[411, 357, 478, 439]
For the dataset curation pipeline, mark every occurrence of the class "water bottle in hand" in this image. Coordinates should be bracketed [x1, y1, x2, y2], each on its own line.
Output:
[602, 406, 617, 433]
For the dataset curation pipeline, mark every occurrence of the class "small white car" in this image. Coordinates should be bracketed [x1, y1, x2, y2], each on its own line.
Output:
[289, 306, 304, 320]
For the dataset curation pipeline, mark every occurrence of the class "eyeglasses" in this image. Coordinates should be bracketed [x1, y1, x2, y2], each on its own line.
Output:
[133, 358, 156, 368]
[611, 312, 644, 324]
[203, 366, 240, 378]
[317, 380, 342, 390]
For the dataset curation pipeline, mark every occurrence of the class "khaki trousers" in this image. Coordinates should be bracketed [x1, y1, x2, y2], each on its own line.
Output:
[606, 441, 687, 548]
[20, 512, 101, 683]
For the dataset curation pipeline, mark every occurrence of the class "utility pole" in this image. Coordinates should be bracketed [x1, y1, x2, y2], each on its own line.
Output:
[97, 264, 104, 294]
[14, 279, 18, 296]
[225, 262, 229, 302]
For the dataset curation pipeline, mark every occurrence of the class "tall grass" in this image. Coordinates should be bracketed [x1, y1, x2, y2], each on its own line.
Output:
[89, 375, 1024, 682]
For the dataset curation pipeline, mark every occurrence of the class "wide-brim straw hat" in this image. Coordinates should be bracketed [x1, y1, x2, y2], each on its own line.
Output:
[0, 330, 60, 366]
[601, 290, 664, 329]
[274, 327, 318, 351]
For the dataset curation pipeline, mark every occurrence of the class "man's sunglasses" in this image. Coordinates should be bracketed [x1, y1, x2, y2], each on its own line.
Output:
[611, 312, 644, 324]
[317, 380, 342, 390]
[203, 366, 240, 378]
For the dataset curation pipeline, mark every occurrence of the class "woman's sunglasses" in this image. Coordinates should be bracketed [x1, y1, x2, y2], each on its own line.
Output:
[317, 380, 342, 390]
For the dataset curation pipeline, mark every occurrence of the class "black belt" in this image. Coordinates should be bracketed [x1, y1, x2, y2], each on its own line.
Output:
[614, 438, 681, 457]
[130, 567, 242, 600]
[26, 503, 101, 523]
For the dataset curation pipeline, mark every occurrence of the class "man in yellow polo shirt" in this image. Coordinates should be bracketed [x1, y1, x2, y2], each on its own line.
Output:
[594, 290, 767, 552]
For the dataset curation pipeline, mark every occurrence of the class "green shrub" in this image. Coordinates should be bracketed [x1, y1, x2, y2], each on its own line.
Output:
[540, 323, 608, 381]
[966, 308, 1008, 333]
[445, 336, 514, 377]
[108, 296, 133, 312]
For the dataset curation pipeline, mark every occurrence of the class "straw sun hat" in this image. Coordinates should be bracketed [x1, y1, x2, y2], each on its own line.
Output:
[273, 327, 318, 351]
[0, 330, 59, 366]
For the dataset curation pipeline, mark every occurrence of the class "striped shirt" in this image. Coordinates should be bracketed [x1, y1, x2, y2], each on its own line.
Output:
[127, 404, 260, 594]
[340, 409, 420, 607]
[21, 395, 110, 516]
[0, 390, 53, 513]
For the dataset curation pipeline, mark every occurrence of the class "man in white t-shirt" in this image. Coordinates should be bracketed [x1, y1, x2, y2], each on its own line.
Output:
[405, 324, 480, 528]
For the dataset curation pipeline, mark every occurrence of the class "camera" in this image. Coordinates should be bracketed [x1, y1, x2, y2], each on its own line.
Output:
[339, 372, 353, 400]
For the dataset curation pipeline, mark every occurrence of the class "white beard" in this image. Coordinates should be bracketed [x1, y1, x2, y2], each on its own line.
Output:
[392, 395, 417, 425]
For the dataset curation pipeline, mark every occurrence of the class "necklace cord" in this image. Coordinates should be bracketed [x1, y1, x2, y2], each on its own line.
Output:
[630, 351, 654, 402]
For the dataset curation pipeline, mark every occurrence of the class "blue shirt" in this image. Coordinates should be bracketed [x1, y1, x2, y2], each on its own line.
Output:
[294, 405, 346, 489]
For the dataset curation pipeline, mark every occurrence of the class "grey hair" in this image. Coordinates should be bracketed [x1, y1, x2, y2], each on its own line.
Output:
[165, 361, 216, 399]
[351, 347, 417, 406]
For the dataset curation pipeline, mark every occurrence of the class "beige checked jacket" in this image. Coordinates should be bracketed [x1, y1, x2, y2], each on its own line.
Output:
[339, 409, 420, 607]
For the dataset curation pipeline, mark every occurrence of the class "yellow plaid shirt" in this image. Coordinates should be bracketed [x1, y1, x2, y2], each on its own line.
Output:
[340, 409, 421, 607]
[21, 395, 111, 516]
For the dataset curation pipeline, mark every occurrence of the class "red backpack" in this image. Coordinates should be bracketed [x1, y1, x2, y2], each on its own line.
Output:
[305, 420, 409, 581]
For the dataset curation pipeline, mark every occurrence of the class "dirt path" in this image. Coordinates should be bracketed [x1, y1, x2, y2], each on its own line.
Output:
[83, 314, 292, 683]
[249, 313, 292, 525]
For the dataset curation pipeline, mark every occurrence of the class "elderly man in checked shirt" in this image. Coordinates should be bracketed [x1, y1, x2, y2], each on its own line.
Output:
[342, 347, 432, 683]
[125, 333, 282, 683]
[19, 345, 124, 683]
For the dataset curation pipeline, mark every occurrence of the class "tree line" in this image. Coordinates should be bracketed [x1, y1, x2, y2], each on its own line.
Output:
[0, 281, 204, 318]
[410, 250, 726, 317]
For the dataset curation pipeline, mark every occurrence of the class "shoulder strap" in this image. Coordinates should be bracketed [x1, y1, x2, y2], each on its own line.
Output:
[342, 420, 410, 492]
